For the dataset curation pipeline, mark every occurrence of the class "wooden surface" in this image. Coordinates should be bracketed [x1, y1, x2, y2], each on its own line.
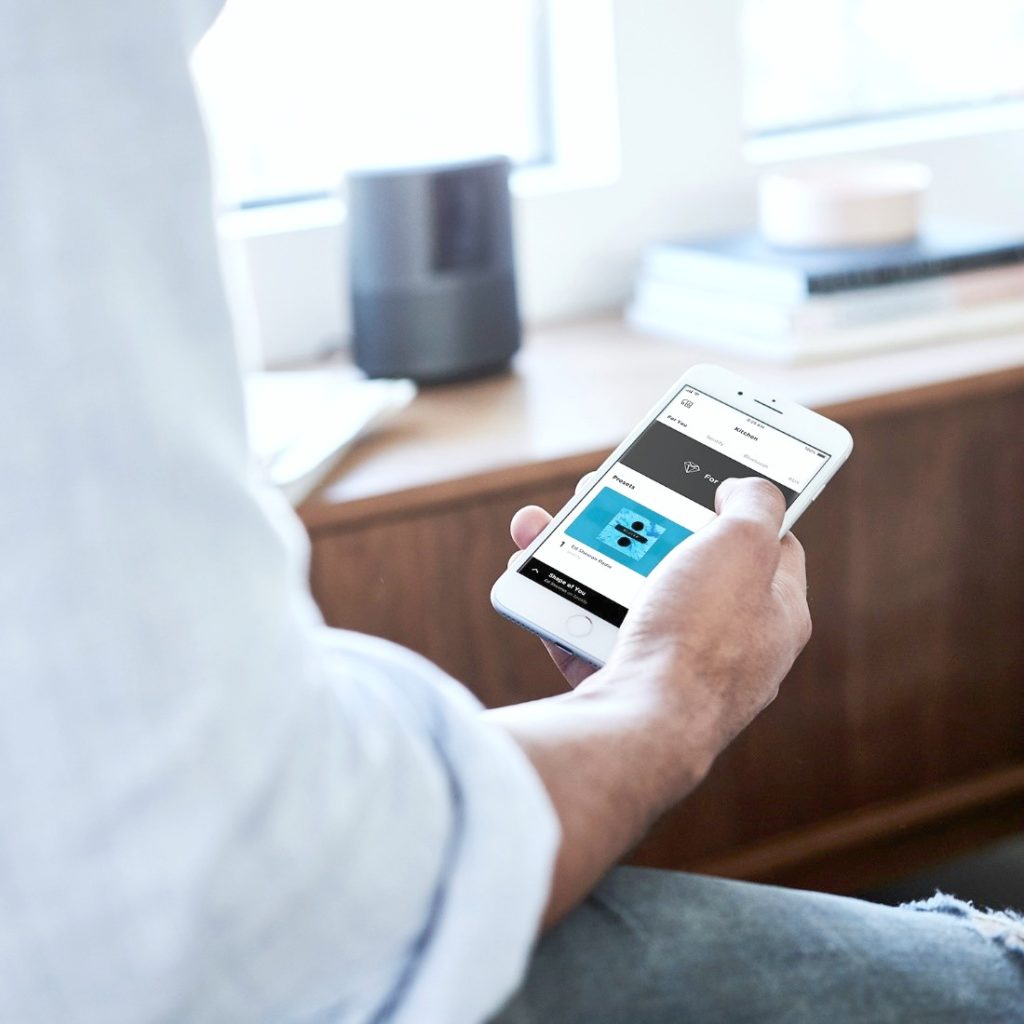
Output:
[304, 318, 1024, 892]
[302, 317, 1024, 528]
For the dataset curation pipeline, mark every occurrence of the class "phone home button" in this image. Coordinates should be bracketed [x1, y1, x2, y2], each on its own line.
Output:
[566, 614, 594, 638]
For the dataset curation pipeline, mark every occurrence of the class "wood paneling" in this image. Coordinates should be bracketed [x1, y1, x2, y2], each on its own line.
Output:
[631, 384, 1024, 876]
[310, 476, 579, 708]
[691, 764, 1024, 893]
[306, 341, 1024, 891]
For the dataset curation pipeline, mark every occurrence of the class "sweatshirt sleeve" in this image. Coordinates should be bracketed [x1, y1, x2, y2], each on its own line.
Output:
[0, 4, 558, 1023]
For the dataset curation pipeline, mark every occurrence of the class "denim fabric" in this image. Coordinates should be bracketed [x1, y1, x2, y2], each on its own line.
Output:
[493, 867, 1024, 1023]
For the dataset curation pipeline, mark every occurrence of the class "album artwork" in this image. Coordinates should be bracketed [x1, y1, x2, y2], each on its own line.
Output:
[596, 508, 667, 562]
[564, 487, 693, 577]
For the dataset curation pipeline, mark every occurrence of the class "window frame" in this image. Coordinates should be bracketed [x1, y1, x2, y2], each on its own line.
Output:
[746, 96, 1024, 164]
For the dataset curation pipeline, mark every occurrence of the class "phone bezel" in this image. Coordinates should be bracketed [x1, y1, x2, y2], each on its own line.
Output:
[490, 363, 854, 667]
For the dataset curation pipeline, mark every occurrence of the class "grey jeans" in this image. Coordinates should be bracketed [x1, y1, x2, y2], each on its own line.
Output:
[492, 867, 1024, 1023]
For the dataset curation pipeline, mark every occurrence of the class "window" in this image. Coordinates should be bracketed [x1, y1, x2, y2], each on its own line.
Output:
[742, 0, 1024, 137]
[192, 0, 552, 208]
[214, 1, 1024, 367]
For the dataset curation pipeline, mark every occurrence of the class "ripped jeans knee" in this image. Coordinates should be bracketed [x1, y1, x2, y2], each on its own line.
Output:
[903, 892, 1024, 961]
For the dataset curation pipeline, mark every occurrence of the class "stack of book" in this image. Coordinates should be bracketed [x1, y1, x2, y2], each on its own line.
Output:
[627, 223, 1024, 362]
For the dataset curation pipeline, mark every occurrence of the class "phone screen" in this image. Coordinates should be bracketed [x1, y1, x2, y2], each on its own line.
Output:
[518, 386, 832, 626]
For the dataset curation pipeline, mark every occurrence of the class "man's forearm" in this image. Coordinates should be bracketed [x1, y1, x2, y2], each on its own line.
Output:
[487, 665, 714, 930]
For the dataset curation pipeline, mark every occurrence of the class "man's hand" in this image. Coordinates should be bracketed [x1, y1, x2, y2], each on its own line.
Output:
[509, 477, 809, 712]
[494, 477, 811, 927]
[601, 475, 811, 762]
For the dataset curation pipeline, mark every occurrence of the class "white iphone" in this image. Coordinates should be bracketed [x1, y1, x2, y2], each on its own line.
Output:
[491, 363, 853, 667]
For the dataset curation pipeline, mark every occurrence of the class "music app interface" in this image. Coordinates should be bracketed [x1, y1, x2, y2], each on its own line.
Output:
[519, 386, 831, 626]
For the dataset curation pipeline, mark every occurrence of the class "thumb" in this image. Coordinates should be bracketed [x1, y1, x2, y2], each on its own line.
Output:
[714, 477, 787, 535]
[694, 478, 788, 583]
[654, 476, 787, 583]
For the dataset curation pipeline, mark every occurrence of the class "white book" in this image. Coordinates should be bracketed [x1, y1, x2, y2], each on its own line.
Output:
[626, 296, 1024, 364]
[633, 264, 1024, 337]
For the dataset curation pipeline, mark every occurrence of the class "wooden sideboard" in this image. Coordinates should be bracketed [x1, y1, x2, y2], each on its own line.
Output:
[301, 319, 1024, 894]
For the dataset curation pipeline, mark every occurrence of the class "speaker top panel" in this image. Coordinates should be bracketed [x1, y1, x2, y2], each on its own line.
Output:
[347, 156, 514, 288]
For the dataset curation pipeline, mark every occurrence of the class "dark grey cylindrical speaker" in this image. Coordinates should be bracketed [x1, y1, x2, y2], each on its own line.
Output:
[346, 156, 521, 383]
